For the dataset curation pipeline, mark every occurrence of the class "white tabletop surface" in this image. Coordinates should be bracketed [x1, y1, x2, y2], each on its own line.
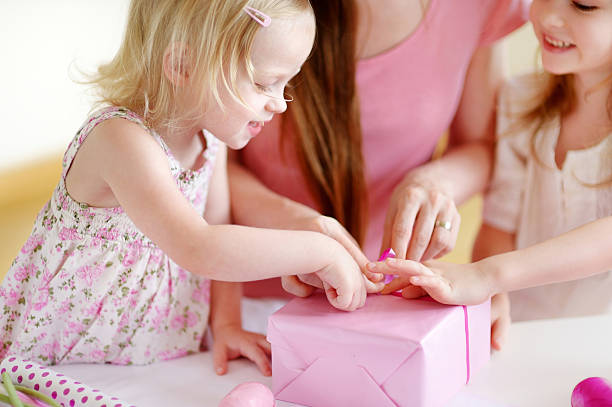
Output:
[53, 299, 612, 407]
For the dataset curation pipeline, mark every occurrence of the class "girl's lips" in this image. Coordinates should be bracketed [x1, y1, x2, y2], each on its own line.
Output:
[541, 33, 576, 54]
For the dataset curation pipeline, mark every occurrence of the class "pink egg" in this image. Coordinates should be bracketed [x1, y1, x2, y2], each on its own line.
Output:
[571, 377, 612, 407]
[218, 382, 275, 407]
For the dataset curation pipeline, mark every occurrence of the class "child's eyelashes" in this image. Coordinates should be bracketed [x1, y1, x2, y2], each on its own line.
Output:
[252, 80, 295, 102]
[571, 1, 598, 12]
[255, 83, 273, 93]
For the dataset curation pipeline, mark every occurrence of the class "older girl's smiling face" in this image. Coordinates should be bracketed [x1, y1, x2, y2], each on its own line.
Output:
[530, 0, 612, 82]
[201, 11, 315, 150]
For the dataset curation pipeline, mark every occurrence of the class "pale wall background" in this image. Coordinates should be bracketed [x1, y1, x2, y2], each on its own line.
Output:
[0, 3, 540, 279]
[0, 1, 129, 172]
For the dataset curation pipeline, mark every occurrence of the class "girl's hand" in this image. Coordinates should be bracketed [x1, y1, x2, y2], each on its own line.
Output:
[313, 241, 372, 311]
[490, 292, 511, 351]
[211, 323, 272, 377]
[382, 179, 461, 263]
[367, 258, 492, 306]
[281, 215, 384, 297]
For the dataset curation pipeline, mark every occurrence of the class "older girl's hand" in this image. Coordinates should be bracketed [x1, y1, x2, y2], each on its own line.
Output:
[367, 258, 493, 306]
[382, 178, 461, 263]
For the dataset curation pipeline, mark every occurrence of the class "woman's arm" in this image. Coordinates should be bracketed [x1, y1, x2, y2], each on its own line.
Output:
[380, 43, 505, 263]
[228, 158, 383, 286]
[446, 43, 505, 201]
[228, 158, 321, 229]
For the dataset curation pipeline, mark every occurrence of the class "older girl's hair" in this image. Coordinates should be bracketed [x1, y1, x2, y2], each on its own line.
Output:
[511, 72, 574, 166]
[511, 69, 612, 178]
[501, 59, 612, 190]
[86, 0, 312, 129]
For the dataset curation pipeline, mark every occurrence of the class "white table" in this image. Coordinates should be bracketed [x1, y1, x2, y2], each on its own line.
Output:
[54, 301, 612, 407]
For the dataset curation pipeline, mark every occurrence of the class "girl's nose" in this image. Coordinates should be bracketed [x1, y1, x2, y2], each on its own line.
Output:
[540, 1, 566, 29]
[266, 96, 287, 114]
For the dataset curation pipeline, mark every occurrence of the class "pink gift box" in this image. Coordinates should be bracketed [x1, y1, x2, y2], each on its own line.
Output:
[267, 293, 490, 407]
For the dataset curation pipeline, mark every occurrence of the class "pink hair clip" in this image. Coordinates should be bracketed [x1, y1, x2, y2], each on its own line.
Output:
[244, 6, 271, 27]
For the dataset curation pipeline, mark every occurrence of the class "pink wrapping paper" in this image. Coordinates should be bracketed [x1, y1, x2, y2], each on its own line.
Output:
[267, 293, 490, 407]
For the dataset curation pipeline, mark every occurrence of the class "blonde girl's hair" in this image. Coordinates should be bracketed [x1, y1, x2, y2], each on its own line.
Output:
[85, 0, 312, 129]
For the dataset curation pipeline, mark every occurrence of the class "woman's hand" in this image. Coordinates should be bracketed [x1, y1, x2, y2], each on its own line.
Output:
[211, 323, 272, 377]
[382, 178, 461, 263]
[281, 215, 384, 297]
[380, 177, 461, 298]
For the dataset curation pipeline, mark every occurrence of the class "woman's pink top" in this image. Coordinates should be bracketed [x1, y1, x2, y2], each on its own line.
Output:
[241, 0, 528, 296]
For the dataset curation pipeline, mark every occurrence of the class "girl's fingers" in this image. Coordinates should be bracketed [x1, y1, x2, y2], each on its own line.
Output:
[491, 315, 511, 351]
[364, 275, 385, 293]
[490, 293, 511, 351]
[297, 273, 324, 289]
[349, 291, 360, 312]
[348, 280, 366, 311]
[212, 343, 228, 375]
[380, 276, 411, 295]
[320, 217, 383, 283]
[408, 275, 453, 303]
[256, 335, 272, 354]
[409, 274, 445, 288]
[400, 285, 427, 299]
[240, 342, 272, 377]
[334, 226, 384, 282]
[324, 282, 346, 311]
[368, 259, 437, 295]
[360, 280, 367, 307]
[368, 258, 434, 276]
[281, 275, 316, 297]
[362, 267, 384, 283]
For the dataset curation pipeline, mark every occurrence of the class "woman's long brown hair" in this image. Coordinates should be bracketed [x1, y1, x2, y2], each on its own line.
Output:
[284, 0, 367, 244]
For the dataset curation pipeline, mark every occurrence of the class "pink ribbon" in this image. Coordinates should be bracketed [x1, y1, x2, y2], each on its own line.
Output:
[462, 305, 471, 384]
[411, 296, 471, 384]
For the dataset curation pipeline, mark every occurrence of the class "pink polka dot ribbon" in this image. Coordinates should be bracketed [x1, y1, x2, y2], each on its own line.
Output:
[0, 355, 136, 407]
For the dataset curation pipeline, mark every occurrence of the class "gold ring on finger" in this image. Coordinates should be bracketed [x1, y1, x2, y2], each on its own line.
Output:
[435, 220, 452, 231]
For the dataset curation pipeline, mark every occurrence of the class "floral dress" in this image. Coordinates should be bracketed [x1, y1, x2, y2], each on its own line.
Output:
[0, 107, 219, 365]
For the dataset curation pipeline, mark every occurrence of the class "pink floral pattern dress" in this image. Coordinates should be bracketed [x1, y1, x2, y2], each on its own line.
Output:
[0, 107, 219, 365]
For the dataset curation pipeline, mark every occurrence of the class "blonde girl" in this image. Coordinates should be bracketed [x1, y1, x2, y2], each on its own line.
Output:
[0, 0, 379, 373]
